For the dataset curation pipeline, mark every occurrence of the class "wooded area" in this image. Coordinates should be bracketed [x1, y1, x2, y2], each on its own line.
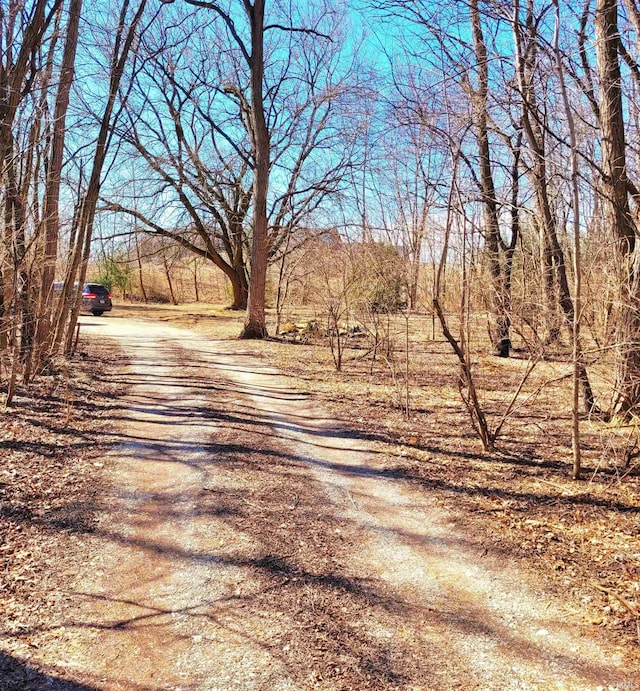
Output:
[3, 0, 640, 474]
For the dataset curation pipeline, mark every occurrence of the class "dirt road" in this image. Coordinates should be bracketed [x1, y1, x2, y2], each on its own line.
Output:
[30, 316, 638, 689]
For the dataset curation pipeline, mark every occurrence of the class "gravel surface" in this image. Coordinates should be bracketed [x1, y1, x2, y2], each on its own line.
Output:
[8, 315, 637, 690]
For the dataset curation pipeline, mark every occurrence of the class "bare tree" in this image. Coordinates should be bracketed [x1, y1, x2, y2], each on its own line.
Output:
[595, 0, 640, 414]
[510, 0, 596, 411]
[553, 0, 585, 478]
[177, 0, 349, 338]
[51, 0, 152, 356]
[468, 0, 515, 357]
[377, 0, 523, 357]
[107, 13, 253, 310]
[34, 0, 83, 368]
[179, 0, 270, 335]
[106, 1, 353, 324]
[0, 0, 64, 402]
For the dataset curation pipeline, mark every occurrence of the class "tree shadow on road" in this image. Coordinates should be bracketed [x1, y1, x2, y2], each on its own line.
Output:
[0, 651, 100, 691]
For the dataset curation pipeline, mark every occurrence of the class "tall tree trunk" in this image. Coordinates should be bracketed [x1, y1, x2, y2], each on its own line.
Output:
[241, 0, 270, 339]
[502, 131, 522, 355]
[513, 0, 596, 411]
[513, 0, 566, 345]
[469, 0, 511, 357]
[553, 0, 584, 478]
[3, 138, 33, 401]
[53, 0, 148, 356]
[407, 201, 427, 311]
[595, 0, 640, 413]
[36, 0, 82, 363]
[230, 216, 249, 309]
[229, 271, 249, 311]
[0, 0, 63, 376]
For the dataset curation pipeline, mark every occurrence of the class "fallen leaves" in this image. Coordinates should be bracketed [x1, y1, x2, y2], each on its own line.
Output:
[0, 342, 123, 660]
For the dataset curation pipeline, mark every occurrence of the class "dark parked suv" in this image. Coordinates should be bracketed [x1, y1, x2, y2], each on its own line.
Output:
[82, 283, 112, 316]
[53, 281, 113, 315]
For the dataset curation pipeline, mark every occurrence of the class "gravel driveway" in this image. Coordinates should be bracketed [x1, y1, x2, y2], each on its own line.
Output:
[33, 316, 637, 690]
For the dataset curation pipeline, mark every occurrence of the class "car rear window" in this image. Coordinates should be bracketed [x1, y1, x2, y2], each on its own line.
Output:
[85, 284, 109, 295]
